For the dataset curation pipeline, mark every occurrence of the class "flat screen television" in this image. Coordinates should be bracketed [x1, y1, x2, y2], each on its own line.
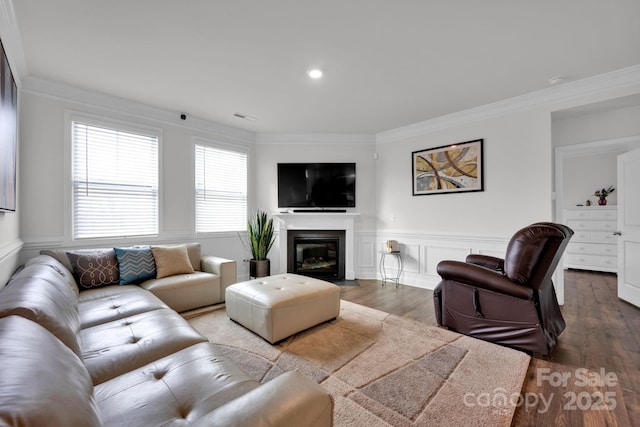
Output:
[0, 39, 17, 213]
[278, 163, 356, 209]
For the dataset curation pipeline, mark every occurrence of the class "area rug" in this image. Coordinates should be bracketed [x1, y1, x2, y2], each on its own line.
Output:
[186, 301, 530, 426]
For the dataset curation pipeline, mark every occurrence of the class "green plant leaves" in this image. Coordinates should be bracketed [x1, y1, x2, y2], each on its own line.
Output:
[247, 210, 275, 260]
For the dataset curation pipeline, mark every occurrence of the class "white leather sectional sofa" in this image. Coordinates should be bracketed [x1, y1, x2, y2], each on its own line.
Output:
[0, 249, 334, 426]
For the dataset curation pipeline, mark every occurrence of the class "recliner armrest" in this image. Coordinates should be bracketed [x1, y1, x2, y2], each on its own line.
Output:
[190, 371, 333, 427]
[437, 260, 533, 300]
[201, 256, 237, 293]
[465, 254, 504, 272]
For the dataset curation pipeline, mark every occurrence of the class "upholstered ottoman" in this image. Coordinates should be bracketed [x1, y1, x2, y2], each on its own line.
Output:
[225, 274, 341, 343]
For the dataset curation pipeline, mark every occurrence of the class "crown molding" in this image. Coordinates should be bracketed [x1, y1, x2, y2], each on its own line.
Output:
[21, 76, 256, 144]
[377, 64, 640, 144]
[555, 135, 640, 159]
[256, 133, 375, 145]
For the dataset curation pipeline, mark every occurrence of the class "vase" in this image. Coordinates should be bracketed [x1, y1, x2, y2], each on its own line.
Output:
[598, 196, 607, 206]
[250, 259, 270, 278]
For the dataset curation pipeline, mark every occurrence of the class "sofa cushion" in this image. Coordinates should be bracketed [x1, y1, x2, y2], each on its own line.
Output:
[17, 256, 80, 296]
[0, 275, 82, 357]
[140, 271, 221, 313]
[39, 248, 74, 272]
[151, 244, 195, 278]
[82, 308, 207, 385]
[67, 249, 120, 289]
[0, 316, 102, 427]
[94, 342, 259, 427]
[78, 285, 168, 329]
[114, 246, 156, 285]
[186, 242, 202, 271]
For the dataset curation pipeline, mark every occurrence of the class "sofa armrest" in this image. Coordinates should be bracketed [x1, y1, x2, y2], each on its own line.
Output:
[201, 256, 237, 292]
[465, 254, 504, 272]
[190, 371, 333, 427]
[437, 260, 533, 300]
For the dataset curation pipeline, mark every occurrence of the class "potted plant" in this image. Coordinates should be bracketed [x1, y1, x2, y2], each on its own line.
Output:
[247, 210, 275, 278]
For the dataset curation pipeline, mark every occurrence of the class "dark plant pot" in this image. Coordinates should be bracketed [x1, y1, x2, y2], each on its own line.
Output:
[598, 196, 607, 206]
[250, 259, 270, 278]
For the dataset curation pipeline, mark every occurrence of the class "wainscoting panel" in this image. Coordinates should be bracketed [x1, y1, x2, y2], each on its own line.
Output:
[424, 246, 470, 276]
[477, 248, 507, 258]
[357, 241, 376, 269]
[400, 243, 420, 274]
[360, 231, 510, 290]
[18, 230, 510, 291]
[0, 238, 24, 289]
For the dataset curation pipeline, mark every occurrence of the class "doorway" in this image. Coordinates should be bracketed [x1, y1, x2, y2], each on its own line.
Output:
[554, 135, 640, 304]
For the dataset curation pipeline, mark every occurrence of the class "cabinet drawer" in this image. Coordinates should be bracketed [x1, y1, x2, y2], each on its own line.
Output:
[567, 242, 617, 257]
[592, 231, 617, 244]
[571, 230, 591, 242]
[591, 209, 617, 220]
[567, 220, 590, 231]
[565, 253, 617, 270]
[592, 220, 617, 232]
[565, 210, 591, 220]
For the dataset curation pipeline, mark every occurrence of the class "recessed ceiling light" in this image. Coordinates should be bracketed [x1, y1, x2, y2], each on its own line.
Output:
[308, 68, 323, 79]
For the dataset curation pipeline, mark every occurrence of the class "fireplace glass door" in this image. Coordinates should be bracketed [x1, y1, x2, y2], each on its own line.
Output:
[294, 239, 339, 278]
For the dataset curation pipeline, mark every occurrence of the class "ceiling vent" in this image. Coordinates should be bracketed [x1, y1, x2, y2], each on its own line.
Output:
[233, 112, 258, 121]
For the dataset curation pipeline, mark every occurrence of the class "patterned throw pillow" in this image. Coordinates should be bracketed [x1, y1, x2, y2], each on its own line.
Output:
[150, 244, 195, 279]
[114, 246, 156, 285]
[66, 249, 120, 290]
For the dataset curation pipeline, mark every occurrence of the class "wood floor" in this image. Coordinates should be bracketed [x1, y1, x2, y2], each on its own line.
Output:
[340, 270, 639, 426]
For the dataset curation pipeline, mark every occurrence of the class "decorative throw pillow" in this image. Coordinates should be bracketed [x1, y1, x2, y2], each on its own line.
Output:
[66, 249, 120, 290]
[150, 244, 195, 279]
[114, 246, 156, 285]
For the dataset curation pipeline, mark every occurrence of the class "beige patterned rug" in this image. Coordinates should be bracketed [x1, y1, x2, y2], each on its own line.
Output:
[186, 300, 530, 426]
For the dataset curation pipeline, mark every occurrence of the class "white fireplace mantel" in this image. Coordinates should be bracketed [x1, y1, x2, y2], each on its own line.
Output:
[273, 212, 359, 280]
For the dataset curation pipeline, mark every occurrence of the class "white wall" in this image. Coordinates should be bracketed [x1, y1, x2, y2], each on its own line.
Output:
[17, 83, 256, 280]
[370, 108, 553, 287]
[377, 109, 552, 235]
[553, 104, 640, 146]
[254, 136, 377, 229]
[367, 71, 640, 289]
[253, 136, 377, 277]
[552, 104, 640, 209]
[10, 67, 640, 291]
[561, 152, 622, 207]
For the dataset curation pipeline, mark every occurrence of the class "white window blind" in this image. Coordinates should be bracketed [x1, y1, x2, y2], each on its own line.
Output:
[195, 144, 247, 233]
[72, 121, 159, 239]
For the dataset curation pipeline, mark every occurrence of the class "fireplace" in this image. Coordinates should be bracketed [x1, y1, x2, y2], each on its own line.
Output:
[274, 212, 357, 280]
[287, 230, 346, 279]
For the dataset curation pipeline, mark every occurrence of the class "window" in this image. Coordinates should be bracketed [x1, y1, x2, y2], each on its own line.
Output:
[195, 143, 247, 233]
[72, 120, 159, 239]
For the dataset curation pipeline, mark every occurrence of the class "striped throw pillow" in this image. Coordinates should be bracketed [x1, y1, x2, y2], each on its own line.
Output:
[114, 246, 156, 285]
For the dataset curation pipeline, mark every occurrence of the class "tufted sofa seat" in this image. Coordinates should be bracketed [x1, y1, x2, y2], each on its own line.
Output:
[0, 255, 334, 427]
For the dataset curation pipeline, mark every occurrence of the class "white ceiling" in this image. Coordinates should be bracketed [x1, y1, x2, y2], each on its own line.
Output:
[10, 0, 640, 134]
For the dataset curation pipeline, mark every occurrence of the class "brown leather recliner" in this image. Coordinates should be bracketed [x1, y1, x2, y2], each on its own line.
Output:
[433, 222, 573, 355]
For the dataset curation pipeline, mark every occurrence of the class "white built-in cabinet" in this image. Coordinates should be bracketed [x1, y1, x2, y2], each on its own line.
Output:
[563, 206, 618, 273]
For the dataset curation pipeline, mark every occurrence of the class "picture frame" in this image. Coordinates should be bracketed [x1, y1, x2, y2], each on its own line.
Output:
[412, 139, 483, 196]
[0, 39, 18, 212]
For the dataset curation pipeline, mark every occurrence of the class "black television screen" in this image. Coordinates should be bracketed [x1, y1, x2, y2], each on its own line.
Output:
[278, 163, 356, 208]
[0, 39, 17, 213]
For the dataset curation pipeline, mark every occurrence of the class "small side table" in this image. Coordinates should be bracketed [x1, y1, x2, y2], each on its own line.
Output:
[379, 250, 403, 287]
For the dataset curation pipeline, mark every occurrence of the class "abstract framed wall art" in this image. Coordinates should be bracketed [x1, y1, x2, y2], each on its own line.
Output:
[412, 139, 483, 196]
